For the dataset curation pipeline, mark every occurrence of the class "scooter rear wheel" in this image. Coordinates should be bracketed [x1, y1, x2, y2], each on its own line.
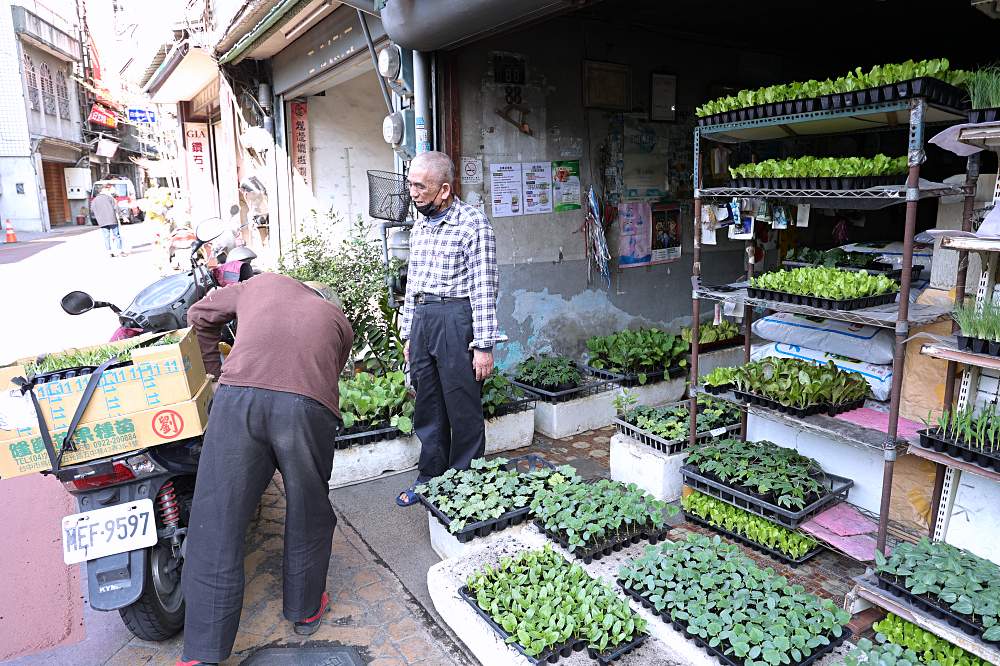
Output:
[119, 543, 185, 641]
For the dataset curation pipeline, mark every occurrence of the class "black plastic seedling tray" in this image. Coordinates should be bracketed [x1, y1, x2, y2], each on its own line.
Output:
[510, 368, 616, 405]
[333, 424, 402, 449]
[29, 360, 132, 385]
[956, 335, 1000, 358]
[968, 108, 1000, 124]
[702, 383, 733, 395]
[458, 586, 648, 665]
[731, 175, 901, 190]
[535, 520, 670, 565]
[732, 389, 865, 418]
[780, 261, 923, 282]
[680, 464, 853, 530]
[875, 574, 998, 643]
[746, 284, 899, 311]
[614, 418, 740, 456]
[682, 511, 824, 567]
[417, 454, 554, 543]
[618, 582, 851, 666]
[583, 364, 686, 388]
[691, 334, 744, 354]
[916, 429, 1000, 473]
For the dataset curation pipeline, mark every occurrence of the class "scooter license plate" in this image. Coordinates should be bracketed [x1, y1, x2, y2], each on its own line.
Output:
[62, 499, 158, 565]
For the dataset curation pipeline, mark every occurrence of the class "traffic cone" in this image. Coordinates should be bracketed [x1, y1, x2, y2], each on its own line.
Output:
[4, 220, 16, 243]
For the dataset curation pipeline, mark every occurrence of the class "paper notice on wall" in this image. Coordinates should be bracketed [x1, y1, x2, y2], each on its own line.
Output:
[521, 162, 553, 214]
[551, 160, 581, 211]
[490, 162, 522, 217]
[461, 156, 483, 185]
[796, 204, 811, 227]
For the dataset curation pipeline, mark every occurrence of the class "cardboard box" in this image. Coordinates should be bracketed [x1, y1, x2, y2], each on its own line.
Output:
[0, 381, 213, 479]
[0, 328, 207, 433]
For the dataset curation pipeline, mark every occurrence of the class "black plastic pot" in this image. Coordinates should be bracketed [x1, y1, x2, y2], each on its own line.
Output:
[973, 337, 989, 354]
[956, 335, 972, 352]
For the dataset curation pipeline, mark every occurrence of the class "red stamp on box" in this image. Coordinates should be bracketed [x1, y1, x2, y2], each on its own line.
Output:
[152, 410, 184, 439]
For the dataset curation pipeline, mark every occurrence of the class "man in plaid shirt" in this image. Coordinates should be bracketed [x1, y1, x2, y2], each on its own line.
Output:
[396, 151, 499, 507]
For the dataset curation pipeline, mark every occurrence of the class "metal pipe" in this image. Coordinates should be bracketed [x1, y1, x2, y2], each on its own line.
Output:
[741, 240, 755, 439]
[689, 197, 702, 451]
[358, 10, 393, 116]
[413, 50, 432, 154]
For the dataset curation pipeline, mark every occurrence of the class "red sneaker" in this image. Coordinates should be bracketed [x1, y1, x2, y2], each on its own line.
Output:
[293, 591, 330, 635]
[176, 660, 216, 665]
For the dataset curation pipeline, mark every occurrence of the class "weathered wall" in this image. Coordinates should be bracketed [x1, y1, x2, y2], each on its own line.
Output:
[21, 43, 82, 145]
[452, 16, 783, 367]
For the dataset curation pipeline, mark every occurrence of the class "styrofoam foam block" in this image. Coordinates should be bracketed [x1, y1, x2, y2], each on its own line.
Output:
[616, 376, 686, 407]
[534, 391, 616, 439]
[695, 346, 745, 378]
[945, 471, 1000, 566]
[610, 433, 687, 502]
[485, 408, 535, 454]
[328, 435, 420, 489]
[428, 510, 528, 561]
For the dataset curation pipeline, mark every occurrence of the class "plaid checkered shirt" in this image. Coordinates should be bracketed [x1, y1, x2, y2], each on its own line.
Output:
[400, 197, 499, 350]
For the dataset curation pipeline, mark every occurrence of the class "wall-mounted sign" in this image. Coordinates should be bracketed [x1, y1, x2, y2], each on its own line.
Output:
[88, 104, 117, 128]
[289, 101, 310, 187]
[127, 108, 157, 123]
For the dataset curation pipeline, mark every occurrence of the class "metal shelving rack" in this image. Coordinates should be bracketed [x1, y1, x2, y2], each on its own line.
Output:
[687, 97, 968, 557]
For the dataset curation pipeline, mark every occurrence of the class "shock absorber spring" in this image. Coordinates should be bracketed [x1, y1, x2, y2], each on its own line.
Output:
[157, 480, 181, 528]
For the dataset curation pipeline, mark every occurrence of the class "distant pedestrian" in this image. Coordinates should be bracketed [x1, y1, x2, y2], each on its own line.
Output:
[92, 183, 126, 257]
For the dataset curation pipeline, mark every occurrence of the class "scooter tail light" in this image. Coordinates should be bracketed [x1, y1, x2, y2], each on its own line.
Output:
[63, 461, 135, 491]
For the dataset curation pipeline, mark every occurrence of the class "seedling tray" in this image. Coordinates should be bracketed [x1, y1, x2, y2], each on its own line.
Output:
[916, 428, 1000, 473]
[458, 586, 648, 665]
[583, 364, 686, 388]
[874, 574, 997, 642]
[732, 388, 865, 418]
[746, 284, 898, 311]
[486, 393, 537, 419]
[701, 383, 733, 395]
[697, 76, 967, 128]
[682, 511, 824, 567]
[417, 454, 554, 543]
[691, 334, 743, 354]
[680, 464, 853, 529]
[969, 108, 1000, 124]
[334, 423, 403, 449]
[29, 360, 132, 385]
[618, 582, 850, 666]
[955, 335, 1000, 358]
[731, 175, 901, 190]
[535, 519, 670, 564]
[780, 261, 923, 282]
[510, 371, 616, 405]
[614, 417, 740, 456]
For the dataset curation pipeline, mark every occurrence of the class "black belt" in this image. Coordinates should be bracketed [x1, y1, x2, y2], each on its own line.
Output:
[414, 293, 466, 304]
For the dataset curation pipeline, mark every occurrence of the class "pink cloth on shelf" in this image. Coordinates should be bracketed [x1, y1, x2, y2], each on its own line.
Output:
[800, 521, 882, 562]
[834, 407, 922, 443]
[809, 502, 877, 537]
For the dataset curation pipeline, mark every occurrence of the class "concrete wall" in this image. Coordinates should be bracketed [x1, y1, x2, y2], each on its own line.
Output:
[20, 43, 82, 144]
[452, 17, 781, 367]
[0, 156, 45, 232]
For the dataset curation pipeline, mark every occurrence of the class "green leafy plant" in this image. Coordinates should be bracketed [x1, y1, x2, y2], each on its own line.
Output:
[705, 358, 869, 409]
[874, 538, 1000, 640]
[730, 154, 907, 179]
[338, 370, 414, 434]
[619, 395, 741, 443]
[786, 246, 886, 269]
[586, 328, 687, 383]
[967, 65, 1000, 110]
[24, 334, 182, 377]
[513, 355, 582, 391]
[925, 403, 1000, 455]
[481, 372, 525, 418]
[681, 320, 740, 345]
[696, 58, 965, 117]
[871, 613, 990, 666]
[953, 300, 1000, 343]
[682, 491, 819, 559]
[416, 457, 580, 533]
[467, 545, 646, 657]
[687, 438, 828, 510]
[845, 638, 925, 666]
[751, 266, 898, 300]
[618, 533, 851, 665]
[531, 479, 677, 553]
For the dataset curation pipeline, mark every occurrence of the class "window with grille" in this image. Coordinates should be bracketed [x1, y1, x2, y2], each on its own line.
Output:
[40, 63, 55, 116]
[23, 54, 39, 110]
[56, 70, 70, 119]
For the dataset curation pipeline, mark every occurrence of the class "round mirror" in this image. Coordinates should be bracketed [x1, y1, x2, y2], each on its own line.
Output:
[196, 218, 225, 242]
[229, 204, 240, 216]
[61, 291, 95, 315]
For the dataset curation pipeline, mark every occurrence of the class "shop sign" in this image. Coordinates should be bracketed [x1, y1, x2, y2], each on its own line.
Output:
[184, 123, 209, 174]
[127, 108, 157, 123]
[289, 101, 310, 187]
[88, 104, 117, 128]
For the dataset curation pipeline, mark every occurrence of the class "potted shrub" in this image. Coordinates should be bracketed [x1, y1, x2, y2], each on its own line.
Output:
[511, 355, 618, 439]
[481, 372, 536, 453]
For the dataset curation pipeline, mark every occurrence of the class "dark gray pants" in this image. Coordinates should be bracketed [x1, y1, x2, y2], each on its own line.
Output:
[181, 385, 341, 663]
[410, 299, 486, 481]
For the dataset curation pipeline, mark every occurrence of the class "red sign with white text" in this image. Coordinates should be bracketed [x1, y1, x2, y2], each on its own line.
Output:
[88, 104, 117, 128]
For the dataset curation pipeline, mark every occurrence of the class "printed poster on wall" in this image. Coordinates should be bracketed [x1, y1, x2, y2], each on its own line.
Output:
[289, 101, 311, 187]
[490, 162, 522, 217]
[618, 201, 652, 268]
[521, 162, 553, 214]
[551, 160, 581, 211]
[651, 203, 682, 264]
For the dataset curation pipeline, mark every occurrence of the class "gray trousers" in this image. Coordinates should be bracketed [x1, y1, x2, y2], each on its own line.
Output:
[410, 299, 486, 481]
[181, 385, 341, 662]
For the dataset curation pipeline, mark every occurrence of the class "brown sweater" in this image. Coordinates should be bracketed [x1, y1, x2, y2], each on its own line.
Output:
[187, 273, 354, 418]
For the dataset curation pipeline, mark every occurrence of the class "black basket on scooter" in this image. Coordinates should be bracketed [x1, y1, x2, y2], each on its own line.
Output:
[367, 170, 412, 223]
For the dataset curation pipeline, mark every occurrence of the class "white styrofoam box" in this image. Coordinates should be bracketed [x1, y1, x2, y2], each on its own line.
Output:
[328, 435, 420, 489]
[534, 390, 616, 439]
[610, 433, 687, 502]
[427, 510, 528, 561]
[617, 376, 686, 407]
[746, 414, 881, 514]
[695, 345, 745, 379]
[485, 408, 535, 454]
[944, 470, 1000, 566]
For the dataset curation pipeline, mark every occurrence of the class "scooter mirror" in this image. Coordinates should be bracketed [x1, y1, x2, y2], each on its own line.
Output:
[196, 218, 225, 242]
[61, 290, 95, 315]
[229, 204, 240, 216]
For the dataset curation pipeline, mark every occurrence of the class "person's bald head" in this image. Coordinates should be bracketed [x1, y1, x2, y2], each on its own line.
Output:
[408, 151, 455, 215]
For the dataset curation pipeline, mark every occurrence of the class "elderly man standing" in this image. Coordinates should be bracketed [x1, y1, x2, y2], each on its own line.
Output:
[92, 183, 125, 257]
[396, 151, 499, 507]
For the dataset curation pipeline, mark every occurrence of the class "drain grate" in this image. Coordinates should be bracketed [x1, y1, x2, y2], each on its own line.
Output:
[240, 646, 365, 666]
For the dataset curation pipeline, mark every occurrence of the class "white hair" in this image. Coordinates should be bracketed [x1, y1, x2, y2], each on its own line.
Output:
[410, 151, 455, 186]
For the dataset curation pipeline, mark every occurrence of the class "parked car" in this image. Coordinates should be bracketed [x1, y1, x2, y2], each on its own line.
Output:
[89, 177, 144, 224]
